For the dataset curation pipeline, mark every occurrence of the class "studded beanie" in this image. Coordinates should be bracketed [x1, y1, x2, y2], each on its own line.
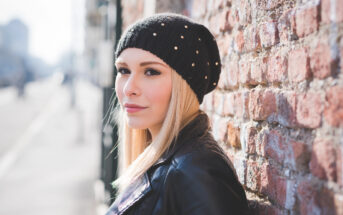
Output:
[115, 13, 221, 104]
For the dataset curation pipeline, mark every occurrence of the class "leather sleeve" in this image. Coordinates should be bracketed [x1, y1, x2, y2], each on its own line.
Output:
[163, 152, 249, 215]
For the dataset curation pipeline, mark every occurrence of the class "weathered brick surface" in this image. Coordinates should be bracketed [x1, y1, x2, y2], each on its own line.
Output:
[276, 91, 297, 128]
[249, 89, 276, 121]
[296, 92, 323, 128]
[259, 22, 279, 48]
[267, 54, 287, 83]
[324, 86, 343, 127]
[288, 47, 311, 82]
[120, 0, 343, 214]
[227, 122, 241, 148]
[310, 138, 337, 181]
[310, 43, 333, 79]
[295, 4, 319, 38]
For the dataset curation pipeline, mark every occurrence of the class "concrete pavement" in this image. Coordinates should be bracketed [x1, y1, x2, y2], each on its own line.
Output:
[0, 74, 103, 215]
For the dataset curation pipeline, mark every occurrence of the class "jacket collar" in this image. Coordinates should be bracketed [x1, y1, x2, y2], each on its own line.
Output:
[106, 172, 152, 215]
[106, 112, 210, 215]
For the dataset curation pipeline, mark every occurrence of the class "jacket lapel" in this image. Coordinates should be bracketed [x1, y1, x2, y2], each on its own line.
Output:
[106, 173, 152, 215]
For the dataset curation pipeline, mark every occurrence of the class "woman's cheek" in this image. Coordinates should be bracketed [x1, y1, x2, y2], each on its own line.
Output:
[115, 76, 124, 104]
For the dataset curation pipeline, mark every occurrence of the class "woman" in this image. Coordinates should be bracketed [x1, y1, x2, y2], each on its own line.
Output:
[106, 13, 249, 215]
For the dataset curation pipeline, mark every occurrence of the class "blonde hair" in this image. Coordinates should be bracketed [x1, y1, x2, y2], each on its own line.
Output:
[112, 69, 200, 193]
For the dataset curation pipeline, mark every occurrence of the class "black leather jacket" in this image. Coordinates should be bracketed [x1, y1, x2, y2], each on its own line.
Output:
[106, 113, 249, 215]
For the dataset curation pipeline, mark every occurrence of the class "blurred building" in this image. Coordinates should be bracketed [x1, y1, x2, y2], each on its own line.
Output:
[0, 19, 53, 88]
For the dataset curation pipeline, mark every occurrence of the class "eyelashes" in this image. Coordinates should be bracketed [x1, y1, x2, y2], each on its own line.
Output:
[117, 67, 161, 76]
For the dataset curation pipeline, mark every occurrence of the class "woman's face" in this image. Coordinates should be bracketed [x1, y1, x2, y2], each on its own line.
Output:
[115, 48, 172, 137]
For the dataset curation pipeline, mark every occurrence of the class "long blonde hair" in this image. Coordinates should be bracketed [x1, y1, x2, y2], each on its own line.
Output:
[112, 69, 200, 193]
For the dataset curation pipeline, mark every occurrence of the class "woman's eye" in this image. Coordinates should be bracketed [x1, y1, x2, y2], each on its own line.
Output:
[117, 68, 130, 74]
[145, 68, 161, 76]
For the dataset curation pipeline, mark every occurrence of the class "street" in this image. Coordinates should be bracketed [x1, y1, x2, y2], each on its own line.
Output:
[0, 73, 103, 215]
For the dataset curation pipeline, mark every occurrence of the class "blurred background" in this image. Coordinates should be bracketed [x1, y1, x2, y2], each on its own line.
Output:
[0, 0, 189, 214]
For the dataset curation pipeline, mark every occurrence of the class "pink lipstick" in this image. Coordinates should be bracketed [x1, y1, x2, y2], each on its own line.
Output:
[124, 103, 147, 113]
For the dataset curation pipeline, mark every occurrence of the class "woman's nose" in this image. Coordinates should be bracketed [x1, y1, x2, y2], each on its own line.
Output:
[123, 75, 141, 97]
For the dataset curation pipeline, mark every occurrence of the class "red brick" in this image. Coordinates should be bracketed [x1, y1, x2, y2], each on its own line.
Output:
[296, 92, 323, 128]
[234, 30, 244, 52]
[237, 0, 252, 26]
[295, 4, 319, 38]
[216, 35, 231, 57]
[259, 22, 279, 48]
[297, 180, 337, 214]
[335, 194, 343, 214]
[213, 91, 224, 115]
[261, 129, 285, 162]
[315, 187, 336, 215]
[246, 160, 260, 190]
[245, 125, 257, 154]
[244, 25, 261, 52]
[297, 178, 318, 214]
[251, 57, 267, 84]
[277, 91, 297, 127]
[337, 146, 343, 186]
[219, 9, 232, 32]
[234, 91, 250, 120]
[255, 0, 283, 10]
[191, 0, 207, 19]
[249, 89, 276, 121]
[267, 54, 287, 83]
[255, 203, 283, 215]
[228, 8, 239, 29]
[260, 163, 294, 208]
[310, 43, 333, 79]
[289, 140, 308, 170]
[227, 59, 239, 88]
[239, 59, 252, 84]
[278, 9, 296, 42]
[321, 0, 331, 24]
[324, 86, 343, 127]
[288, 48, 311, 82]
[223, 93, 235, 116]
[209, 13, 222, 36]
[310, 138, 337, 181]
[212, 114, 227, 142]
[227, 122, 241, 149]
[217, 66, 227, 89]
[337, 0, 343, 22]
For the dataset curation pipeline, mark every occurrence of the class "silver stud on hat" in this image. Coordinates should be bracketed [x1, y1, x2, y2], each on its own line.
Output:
[213, 82, 217, 86]
[184, 25, 188, 29]
[205, 75, 208, 79]
[180, 35, 184, 39]
[192, 62, 195, 67]
[198, 37, 202, 41]
[153, 32, 157, 36]
[174, 46, 178, 50]
[196, 50, 199, 54]
[161, 23, 165, 26]
[215, 62, 219, 66]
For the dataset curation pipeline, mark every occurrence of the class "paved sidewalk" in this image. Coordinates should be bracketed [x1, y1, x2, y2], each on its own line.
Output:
[0, 77, 102, 215]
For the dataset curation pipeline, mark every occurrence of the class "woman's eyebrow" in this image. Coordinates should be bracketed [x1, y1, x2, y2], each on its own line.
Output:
[115, 60, 168, 68]
[140, 61, 168, 68]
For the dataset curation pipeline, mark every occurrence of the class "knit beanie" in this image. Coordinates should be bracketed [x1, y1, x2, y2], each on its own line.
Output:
[115, 13, 221, 104]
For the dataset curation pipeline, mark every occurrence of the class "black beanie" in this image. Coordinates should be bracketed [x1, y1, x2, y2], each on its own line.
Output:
[115, 13, 221, 104]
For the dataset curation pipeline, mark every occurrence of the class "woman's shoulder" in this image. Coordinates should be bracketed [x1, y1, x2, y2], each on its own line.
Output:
[170, 134, 237, 181]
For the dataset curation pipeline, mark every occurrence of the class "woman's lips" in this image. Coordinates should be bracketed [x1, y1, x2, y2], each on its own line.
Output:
[124, 103, 147, 113]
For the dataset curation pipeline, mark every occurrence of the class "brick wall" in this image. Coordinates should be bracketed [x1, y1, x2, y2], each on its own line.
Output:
[120, 0, 343, 214]
[194, 0, 343, 214]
